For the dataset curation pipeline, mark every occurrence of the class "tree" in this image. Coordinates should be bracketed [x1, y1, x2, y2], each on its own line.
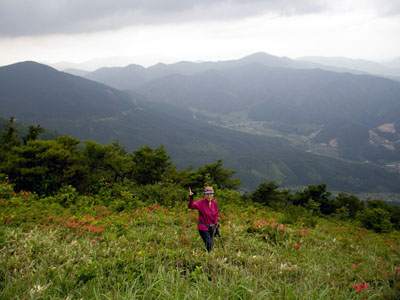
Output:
[80, 140, 134, 191]
[186, 159, 241, 191]
[366, 199, 391, 210]
[293, 184, 335, 215]
[358, 208, 392, 233]
[390, 205, 400, 230]
[0, 117, 20, 163]
[251, 181, 289, 207]
[23, 125, 44, 145]
[1, 137, 81, 194]
[132, 145, 172, 185]
[334, 193, 364, 219]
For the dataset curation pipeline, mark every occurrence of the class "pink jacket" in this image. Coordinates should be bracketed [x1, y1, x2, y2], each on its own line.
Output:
[188, 198, 218, 231]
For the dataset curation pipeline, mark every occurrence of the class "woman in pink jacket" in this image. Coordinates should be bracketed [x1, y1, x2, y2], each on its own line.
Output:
[188, 186, 219, 252]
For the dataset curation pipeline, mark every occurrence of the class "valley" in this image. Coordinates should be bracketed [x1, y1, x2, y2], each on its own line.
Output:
[2, 54, 400, 195]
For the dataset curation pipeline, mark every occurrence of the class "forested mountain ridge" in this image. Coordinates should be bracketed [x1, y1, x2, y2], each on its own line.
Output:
[0, 61, 135, 119]
[2, 61, 400, 193]
[132, 62, 400, 165]
[81, 53, 400, 165]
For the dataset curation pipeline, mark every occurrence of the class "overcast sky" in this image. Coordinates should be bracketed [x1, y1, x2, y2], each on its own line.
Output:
[1, 0, 399, 69]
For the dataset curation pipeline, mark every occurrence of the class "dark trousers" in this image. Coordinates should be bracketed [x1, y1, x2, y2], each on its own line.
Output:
[199, 229, 214, 252]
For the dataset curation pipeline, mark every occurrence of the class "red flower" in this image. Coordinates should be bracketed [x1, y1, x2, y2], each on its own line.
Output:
[353, 282, 368, 293]
[297, 229, 309, 236]
[295, 244, 301, 249]
[4, 217, 13, 223]
[179, 236, 189, 245]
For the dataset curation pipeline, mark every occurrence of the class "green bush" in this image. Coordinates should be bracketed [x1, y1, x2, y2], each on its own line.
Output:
[281, 205, 311, 225]
[133, 182, 187, 207]
[0, 180, 15, 199]
[54, 185, 79, 208]
[358, 207, 393, 233]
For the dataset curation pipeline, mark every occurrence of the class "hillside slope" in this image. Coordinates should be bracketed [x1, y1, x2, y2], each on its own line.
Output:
[134, 63, 400, 164]
[2, 61, 400, 192]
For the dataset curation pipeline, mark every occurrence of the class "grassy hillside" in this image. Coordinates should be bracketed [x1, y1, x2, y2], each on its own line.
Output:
[1, 186, 399, 299]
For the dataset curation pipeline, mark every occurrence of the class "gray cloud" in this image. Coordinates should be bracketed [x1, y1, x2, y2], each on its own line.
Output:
[378, 0, 400, 16]
[0, 0, 326, 37]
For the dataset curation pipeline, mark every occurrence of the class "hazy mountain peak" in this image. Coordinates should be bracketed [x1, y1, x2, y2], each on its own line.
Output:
[5, 61, 58, 72]
[126, 64, 146, 70]
[241, 52, 276, 60]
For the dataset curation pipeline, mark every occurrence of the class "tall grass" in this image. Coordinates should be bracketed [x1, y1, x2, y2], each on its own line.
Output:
[1, 191, 400, 299]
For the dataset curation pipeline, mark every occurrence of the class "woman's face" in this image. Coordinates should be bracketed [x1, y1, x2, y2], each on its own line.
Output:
[205, 193, 214, 200]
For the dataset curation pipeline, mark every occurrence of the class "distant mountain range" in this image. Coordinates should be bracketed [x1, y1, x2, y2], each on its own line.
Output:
[71, 53, 400, 89]
[2, 58, 400, 193]
[83, 52, 357, 90]
[298, 56, 400, 80]
[79, 53, 400, 166]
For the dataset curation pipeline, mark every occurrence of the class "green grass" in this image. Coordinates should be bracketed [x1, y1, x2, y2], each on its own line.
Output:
[1, 190, 400, 299]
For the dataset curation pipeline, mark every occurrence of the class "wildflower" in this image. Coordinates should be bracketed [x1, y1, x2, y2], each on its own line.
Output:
[297, 229, 309, 236]
[279, 225, 288, 232]
[295, 244, 301, 249]
[358, 263, 362, 266]
[4, 217, 13, 223]
[88, 224, 104, 233]
[352, 264, 356, 268]
[353, 282, 368, 293]
[179, 236, 189, 245]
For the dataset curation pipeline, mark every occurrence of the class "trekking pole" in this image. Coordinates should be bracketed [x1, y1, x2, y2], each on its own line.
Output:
[215, 225, 225, 250]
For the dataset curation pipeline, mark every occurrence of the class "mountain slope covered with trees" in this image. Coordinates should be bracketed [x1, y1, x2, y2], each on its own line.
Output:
[2, 61, 400, 193]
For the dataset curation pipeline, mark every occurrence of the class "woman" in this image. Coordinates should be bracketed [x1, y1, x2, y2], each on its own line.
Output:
[188, 186, 219, 252]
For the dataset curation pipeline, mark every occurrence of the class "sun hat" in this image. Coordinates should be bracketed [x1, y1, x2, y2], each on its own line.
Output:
[204, 186, 214, 194]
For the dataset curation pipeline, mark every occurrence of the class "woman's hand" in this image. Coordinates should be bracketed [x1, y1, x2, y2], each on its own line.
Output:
[189, 187, 194, 197]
